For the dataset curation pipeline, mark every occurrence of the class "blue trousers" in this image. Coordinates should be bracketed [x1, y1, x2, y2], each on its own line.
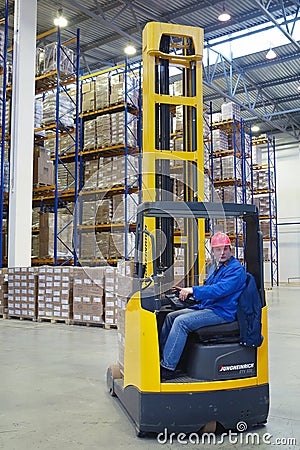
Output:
[160, 308, 227, 370]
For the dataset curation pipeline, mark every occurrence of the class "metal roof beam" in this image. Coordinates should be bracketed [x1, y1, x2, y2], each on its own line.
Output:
[205, 15, 300, 49]
[63, 0, 141, 44]
[253, 0, 300, 52]
[203, 48, 300, 139]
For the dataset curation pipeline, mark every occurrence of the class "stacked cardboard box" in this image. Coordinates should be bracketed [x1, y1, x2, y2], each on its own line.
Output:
[111, 112, 137, 147]
[221, 155, 242, 180]
[227, 131, 241, 153]
[174, 259, 185, 287]
[0, 268, 8, 316]
[109, 232, 135, 259]
[213, 157, 222, 180]
[252, 145, 263, 165]
[110, 73, 124, 105]
[172, 137, 183, 151]
[96, 157, 113, 189]
[96, 199, 111, 224]
[104, 266, 118, 326]
[95, 74, 110, 110]
[254, 194, 270, 216]
[42, 92, 74, 128]
[43, 42, 74, 75]
[32, 235, 39, 258]
[33, 146, 54, 186]
[82, 81, 95, 113]
[36, 47, 45, 76]
[7, 268, 37, 319]
[244, 133, 251, 157]
[84, 119, 96, 150]
[213, 218, 243, 236]
[96, 114, 111, 147]
[93, 155, 138, 190]
[81, 201, 97, 226]
[175, 105, 183, 131]
[116, 260, 135, 371]
[37, 266, 73, 321]
[39, 211, 73, 258]
[96, 232, 110, 260]
[173, 80, 182, 96]
[263, 245, 270, 262]
[221, 102, 241, 121]
[260, 220, 271, 239]
[204, 174, 212, 202]
[203, 112, 211, 138]
[84, 160, 99, 189]
[257, 169, 272, 191]
[212, 112, 222, 123]
[111, 193, 138, 224]
[237, 246, 245, 261]
[79, 232, 100, 261]
[45, 133, 75, 159]
[218, 186, 243, 203]
[34, 98, 43, 129]
[212, 129, 228, 152]
[73, 267, 105, 325]
[59, 133, 75, 157]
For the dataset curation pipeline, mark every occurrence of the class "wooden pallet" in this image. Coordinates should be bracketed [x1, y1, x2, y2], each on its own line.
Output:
[71, 320, 105, 328]
[7, 315, 37, 322]
[37, 317, 72, 325]
[104, 323, 117, 330]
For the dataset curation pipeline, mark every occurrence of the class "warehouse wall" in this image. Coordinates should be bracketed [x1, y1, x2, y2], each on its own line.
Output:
[276, 143, 300, 283]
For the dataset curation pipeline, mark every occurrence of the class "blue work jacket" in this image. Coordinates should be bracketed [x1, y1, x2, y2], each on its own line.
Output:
[191, 256, 247, 322]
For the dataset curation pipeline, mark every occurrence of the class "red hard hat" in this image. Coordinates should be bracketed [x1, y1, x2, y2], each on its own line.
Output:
[211, 232, 231, 248]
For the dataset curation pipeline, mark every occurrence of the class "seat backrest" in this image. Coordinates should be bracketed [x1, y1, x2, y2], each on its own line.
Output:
[237, 272, 264, 347]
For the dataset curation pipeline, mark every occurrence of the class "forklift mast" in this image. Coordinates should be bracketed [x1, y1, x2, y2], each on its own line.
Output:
[141, 22, 205, 291]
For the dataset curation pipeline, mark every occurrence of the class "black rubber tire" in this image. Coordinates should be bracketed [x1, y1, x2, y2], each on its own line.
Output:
[200, 420, 217, 433]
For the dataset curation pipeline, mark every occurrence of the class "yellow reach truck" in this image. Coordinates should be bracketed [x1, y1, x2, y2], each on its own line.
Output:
[107, 22, 269, 437]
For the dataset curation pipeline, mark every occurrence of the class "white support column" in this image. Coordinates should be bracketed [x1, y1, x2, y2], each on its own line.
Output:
[8, 0, 37, 267]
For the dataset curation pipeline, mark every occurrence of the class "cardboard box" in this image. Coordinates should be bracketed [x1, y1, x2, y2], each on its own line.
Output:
[7, 268, 37, 318]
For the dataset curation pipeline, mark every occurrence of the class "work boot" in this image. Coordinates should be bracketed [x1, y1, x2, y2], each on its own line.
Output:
[160, 366, 178, 382]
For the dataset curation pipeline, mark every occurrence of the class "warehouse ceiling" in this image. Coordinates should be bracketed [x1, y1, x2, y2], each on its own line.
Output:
[2, 0, 300, 143]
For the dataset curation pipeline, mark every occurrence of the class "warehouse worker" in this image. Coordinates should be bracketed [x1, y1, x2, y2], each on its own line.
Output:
[160, 232, 247, 381]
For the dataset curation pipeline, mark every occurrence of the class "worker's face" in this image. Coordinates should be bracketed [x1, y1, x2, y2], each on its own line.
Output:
[212, 245, 232, 264]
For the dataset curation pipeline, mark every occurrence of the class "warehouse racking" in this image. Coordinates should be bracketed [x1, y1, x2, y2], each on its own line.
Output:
[209, 112, 252, 261]
[252, 134, 278, 286]
[33, 27, 80, 266]
[76, 59, 141, 265]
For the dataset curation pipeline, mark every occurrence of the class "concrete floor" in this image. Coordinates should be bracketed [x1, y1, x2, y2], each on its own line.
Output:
[0, 286, 299, 449]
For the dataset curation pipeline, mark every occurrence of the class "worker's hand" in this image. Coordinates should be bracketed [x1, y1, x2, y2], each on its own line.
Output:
[174, 286, 193, 301]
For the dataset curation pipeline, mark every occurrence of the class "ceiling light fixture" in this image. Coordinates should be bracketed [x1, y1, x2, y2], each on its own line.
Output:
[54, 8, 68, 28]
[252, 125, 260, 132]
[218, 3, 231, 22]
[124, 44, 136, 56]
[266, 48, 277, 60]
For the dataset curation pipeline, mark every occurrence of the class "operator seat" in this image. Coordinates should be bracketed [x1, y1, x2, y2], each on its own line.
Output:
[190, 320, 240, 344]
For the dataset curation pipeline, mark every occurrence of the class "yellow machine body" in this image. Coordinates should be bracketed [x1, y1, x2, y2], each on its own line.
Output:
[123, 291, 269, 393]
[107, 21, 269, 436]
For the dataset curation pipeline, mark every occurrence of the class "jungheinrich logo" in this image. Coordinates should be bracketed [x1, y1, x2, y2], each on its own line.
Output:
[219, 362, 255, 372]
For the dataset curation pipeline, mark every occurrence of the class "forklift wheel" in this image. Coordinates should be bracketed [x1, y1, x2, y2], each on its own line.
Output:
[135, 428, 146, 438]
[106, 363, 122, 397]
[200, 421, 217, 433]
[111, 363, 122, 379]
